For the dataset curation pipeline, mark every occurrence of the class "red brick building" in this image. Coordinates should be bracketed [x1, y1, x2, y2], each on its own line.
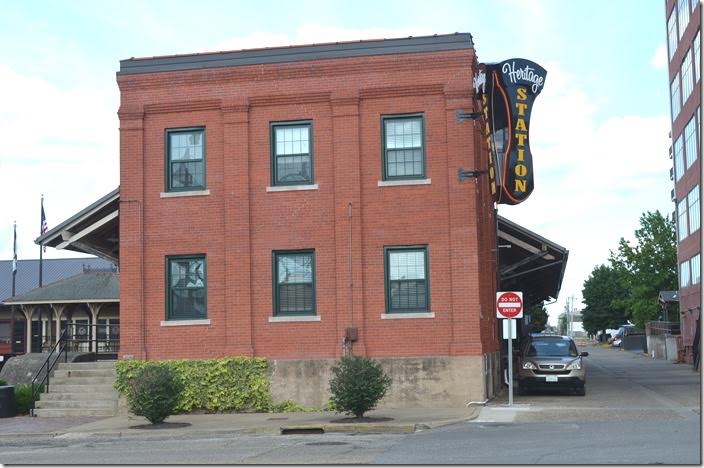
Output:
[108, 34, 565, 406]
[665, 0, 701, 365]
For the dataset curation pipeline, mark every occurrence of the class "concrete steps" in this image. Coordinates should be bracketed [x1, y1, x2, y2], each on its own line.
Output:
[34, 361, 119, 418]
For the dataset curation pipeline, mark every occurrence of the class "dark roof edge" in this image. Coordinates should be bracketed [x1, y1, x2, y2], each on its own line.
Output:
[36, 187, 120, 245]
[497, 215, 568, 254]
[118, 33, 474, 75]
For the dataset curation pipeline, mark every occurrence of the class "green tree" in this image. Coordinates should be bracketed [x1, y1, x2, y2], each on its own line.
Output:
[527, 304, 548, 333]
[609, 211, 677, 329]
[581, 264, 628, 336]
[557, 312, 568, 336]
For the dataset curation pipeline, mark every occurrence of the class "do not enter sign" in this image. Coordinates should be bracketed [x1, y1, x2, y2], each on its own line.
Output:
[496, 291, 523, 318]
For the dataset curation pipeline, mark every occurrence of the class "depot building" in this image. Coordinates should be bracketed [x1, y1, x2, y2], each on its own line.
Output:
[35, 33, 568, 407]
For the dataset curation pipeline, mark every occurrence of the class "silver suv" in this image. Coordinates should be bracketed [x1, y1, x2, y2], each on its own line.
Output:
[517, 335, 588, 396]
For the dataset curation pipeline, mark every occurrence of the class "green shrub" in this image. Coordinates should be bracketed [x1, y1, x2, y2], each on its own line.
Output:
[128, 365, 183, 424]
[0, 379, 8, 386]
[14, 384, 44, 415]
[328, 356, 391, 418]
[115, 357, 271, 413]
[269, 400, 307, 413]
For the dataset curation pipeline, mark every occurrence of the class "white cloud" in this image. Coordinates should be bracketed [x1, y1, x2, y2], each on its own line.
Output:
[216, 25, 435, 52]
[500, 63, 671, 325]
[650, 44, 667, 70]
[0, 64, 119, 261]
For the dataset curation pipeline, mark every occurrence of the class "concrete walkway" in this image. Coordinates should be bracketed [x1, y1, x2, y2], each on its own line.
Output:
[0, 405, 483, 439]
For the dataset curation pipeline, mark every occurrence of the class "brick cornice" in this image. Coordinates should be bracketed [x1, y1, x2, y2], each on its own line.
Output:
[143, 99, 221, 115]
[116, 52, 471, 92]
[249, 92, 330, 107]
[360, 84, 445, 100]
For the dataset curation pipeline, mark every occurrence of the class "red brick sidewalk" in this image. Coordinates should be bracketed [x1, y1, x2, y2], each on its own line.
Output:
[0, 416, 102, 436]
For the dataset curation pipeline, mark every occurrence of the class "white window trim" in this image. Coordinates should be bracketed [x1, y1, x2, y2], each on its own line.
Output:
[266, 184, 319, 192]
[381, 312, 435, 319]
[269, 315, 321, 323]
[161, 190, 210, 198]
[160, 319, 211, 327]
[378, 179, 431, 187]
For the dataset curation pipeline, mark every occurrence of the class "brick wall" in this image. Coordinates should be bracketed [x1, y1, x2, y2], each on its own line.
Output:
[117, 48, 499, 361]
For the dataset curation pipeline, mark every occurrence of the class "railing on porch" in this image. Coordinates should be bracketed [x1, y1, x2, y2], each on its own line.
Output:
[29, 323, 119, 416]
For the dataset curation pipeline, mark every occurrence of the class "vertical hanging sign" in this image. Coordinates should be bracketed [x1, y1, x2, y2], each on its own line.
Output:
[473, 59, 547, 205]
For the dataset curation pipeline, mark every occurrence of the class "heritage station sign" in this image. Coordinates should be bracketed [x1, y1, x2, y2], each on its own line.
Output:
[473, 59, 547, 205]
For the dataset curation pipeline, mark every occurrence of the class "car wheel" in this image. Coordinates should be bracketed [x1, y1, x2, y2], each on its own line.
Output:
[575, 386, 586, 396]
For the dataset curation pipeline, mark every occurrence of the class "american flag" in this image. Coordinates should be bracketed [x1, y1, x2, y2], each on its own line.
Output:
[41, 202, 48, 252]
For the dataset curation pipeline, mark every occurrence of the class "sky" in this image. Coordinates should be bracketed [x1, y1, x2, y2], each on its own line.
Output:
[0, 0, 674, 325]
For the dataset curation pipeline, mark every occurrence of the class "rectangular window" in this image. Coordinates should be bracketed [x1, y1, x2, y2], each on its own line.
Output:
[385, 246, 430, 313]
[691, 254, 701, 285]
[694, 31, 701, 83]
[674, 134, 685, 180]
[668, 9, 678, 60]
[678, 198, 689, 241]
[685, 115, 698, 168]
[271, 122, 313, 186]
[0, 321, 10, 344]
[166, 128, 205, 192]
[273, 251, 315, 316]
[680, 260, 690, 288]
[166, 256, 207, 320]
[681, 50, 694, 103]
[688, 185, 700, 233]
[671, 74, 681, 121]
[382, 114, 425, 180]
[679, 0, 690, 40]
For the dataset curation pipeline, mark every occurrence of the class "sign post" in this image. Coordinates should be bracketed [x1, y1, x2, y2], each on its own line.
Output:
[497, 291, 524, 406]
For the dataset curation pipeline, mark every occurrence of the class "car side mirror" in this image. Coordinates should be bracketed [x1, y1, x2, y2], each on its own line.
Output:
[580, 352, 589, 357]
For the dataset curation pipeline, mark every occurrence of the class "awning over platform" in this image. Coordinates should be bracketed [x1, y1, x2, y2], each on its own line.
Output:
[497, 216, 568, 309]
[36, 188, 119, 264]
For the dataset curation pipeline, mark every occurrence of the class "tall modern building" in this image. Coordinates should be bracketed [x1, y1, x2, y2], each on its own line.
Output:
[666, 0, 701, 364]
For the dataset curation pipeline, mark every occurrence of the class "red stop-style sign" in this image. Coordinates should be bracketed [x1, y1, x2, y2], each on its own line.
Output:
[496, 291, 523, 318]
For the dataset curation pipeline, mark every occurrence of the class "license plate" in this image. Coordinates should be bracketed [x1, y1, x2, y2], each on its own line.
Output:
[545, 375, 558, 382]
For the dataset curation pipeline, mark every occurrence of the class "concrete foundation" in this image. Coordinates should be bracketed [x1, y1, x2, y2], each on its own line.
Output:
[269, 354, 496, 409]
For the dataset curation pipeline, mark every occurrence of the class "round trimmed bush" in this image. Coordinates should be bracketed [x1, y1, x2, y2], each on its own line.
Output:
[328, 356, 391, 418]
[128, 364, 183, 424]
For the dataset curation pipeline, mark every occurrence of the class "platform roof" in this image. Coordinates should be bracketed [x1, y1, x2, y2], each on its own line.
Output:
[497, 216, 569, 308]
[3, 271, 119, 305]
[36, 188, 119, 264]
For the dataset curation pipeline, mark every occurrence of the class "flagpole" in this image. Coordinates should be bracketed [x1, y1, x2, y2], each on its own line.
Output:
[39, 195, 44, 288]
[11, 222, 16, 354]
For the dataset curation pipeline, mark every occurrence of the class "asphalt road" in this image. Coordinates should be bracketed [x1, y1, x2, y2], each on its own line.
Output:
[0, 345, 700, 464]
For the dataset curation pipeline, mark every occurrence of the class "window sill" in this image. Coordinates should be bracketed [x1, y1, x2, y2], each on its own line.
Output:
[160, 190, 210, 198]
[378, 179, 431, 187]
[266, 184, 319, 192]
[381, 312, 435, 319]
[160, 319, 211, 327]
[269, 315, 321, 323]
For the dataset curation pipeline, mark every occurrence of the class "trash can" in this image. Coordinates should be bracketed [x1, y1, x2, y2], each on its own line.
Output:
[0, 386, 16, 418]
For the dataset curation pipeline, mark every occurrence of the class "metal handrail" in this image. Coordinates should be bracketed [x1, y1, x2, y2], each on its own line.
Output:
[30, 328, 68, 416]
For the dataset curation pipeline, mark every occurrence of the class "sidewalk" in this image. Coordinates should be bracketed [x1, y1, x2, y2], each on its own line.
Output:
[0, 405, 482, 439]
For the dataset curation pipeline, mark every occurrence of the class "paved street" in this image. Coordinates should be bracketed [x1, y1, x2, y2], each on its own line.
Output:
[0, 345, 699, 464]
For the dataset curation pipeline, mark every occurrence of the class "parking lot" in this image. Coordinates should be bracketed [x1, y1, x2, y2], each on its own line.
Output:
[493, 343, 700, 424]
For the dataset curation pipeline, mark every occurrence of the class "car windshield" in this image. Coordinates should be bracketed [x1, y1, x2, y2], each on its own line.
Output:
[526, 340, 577, 357]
